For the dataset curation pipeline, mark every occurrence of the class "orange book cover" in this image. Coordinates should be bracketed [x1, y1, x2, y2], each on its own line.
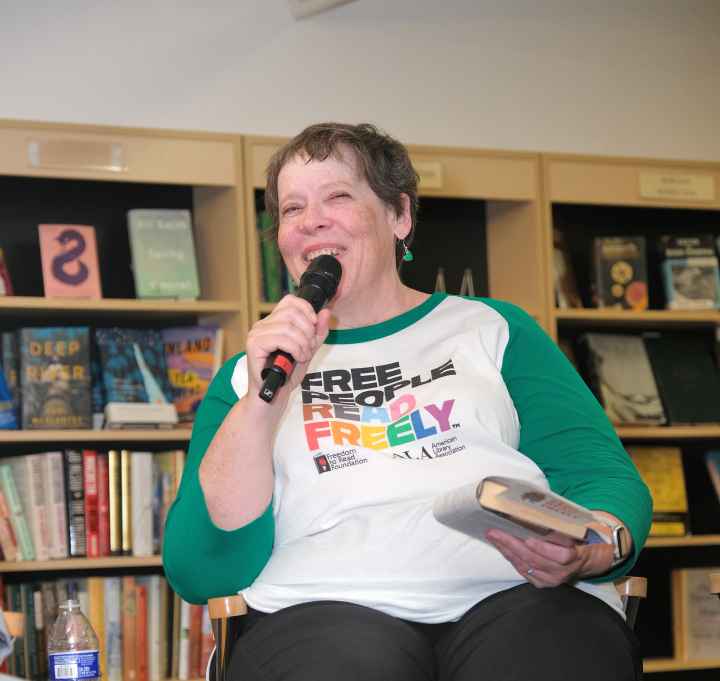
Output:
[122, 576, 137, 681]
[188, 604, 203, 679]
[38, 224, 102, 298]
[135, 583, 148, 681]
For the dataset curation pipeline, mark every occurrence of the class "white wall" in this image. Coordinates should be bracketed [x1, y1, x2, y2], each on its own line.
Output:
[1, 0, 718, 160]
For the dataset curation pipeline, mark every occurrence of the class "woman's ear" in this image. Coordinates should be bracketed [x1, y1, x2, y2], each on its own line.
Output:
[393, 193, 412, 241]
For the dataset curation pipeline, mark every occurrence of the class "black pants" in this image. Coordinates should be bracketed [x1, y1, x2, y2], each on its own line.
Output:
[228, 584, 642, 680]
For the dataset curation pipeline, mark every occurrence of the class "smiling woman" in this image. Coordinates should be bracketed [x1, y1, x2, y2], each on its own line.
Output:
[162, 122, 651, 681]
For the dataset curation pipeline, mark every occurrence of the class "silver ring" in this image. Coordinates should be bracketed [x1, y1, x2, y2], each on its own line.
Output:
[527, 567, 535, 576]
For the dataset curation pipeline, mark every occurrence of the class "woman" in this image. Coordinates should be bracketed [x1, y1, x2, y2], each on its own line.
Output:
[163, 123, 651, 681]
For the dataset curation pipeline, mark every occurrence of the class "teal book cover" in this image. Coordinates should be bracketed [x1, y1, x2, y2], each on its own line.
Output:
[127, 209, 200, 299]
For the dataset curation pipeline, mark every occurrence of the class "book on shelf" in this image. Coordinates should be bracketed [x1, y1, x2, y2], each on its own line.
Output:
[121, 450, 132, 555]
[672, 567, 720, 662]
[643, 332, 720, 425]
[2, 331, 21, 425]
[580, 333, 666, 426]
[432, 475, 618, 549]
[660, 234, 720, 310]
[0, 247, 14, 296]
[20, 326, 92, 429]
[704, 451, 720, 504]
[9, 455, 50, 562]
[553, 230, 582, 309]
[104, 576, 123, 681]
[108, 450, 122, 555]
[64, 449, 87, 558]
[0, 369, 17, 430]
[627, 446, 688, 536]
[95, 328, 174, 406]
[162, 325, 223, 423]
[592, 236, 648, 310]
[0, 487, 19, 561]
[130, 452, 154, 557]
[38, 224, 102, 299]
[83, 450, 100, 558]
[121, 575, 137, 681]
[257, 210, 283, 303]
[0, 463, 34, 560]
[127, 209, 200, 300]
[97, 452, 110, 557]
[45, 451, 69, 559]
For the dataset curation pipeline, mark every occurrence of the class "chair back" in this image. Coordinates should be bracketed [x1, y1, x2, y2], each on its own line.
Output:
[208, 595, 247, 681]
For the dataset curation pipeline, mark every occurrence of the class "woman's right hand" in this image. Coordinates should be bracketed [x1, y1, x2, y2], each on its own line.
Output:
[246, 294, 331, 404]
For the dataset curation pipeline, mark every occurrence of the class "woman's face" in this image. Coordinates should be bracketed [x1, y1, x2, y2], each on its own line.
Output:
[276, 148, 409, 315]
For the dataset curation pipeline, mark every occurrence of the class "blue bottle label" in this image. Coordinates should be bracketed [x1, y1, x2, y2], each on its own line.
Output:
[49, 650, 100, 681]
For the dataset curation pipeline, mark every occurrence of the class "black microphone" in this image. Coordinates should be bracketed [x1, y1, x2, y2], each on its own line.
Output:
[259, 254, 342, 403]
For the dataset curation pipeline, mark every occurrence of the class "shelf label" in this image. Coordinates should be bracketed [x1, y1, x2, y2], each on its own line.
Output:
[639, 172, 716, 201]
[414, 160, 444, 190]
[27, 138, 126, 173]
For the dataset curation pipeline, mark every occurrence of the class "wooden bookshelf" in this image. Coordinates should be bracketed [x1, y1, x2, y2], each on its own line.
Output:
[0, 556, 163, 572]
[543, 153, 720, 674]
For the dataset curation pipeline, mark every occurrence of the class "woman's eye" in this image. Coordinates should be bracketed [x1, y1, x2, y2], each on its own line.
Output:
[282, 205, 301, 216]
[330, 192, 351, 200]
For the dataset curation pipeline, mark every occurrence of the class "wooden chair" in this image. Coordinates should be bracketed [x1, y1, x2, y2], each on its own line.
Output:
[207, 576, 647, 681]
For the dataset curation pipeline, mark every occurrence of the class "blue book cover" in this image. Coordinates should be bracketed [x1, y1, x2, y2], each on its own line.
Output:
[95, 328, 174, 404]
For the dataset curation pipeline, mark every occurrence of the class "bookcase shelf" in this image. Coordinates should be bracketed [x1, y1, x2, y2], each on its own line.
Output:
[0, 555, 162, 573]
[543, 153, 720, 675]
[615, 426, 720, 440]
[0, 429, 191, 443]
[646, 535, 720, 549]
[0, 296, 243, 319]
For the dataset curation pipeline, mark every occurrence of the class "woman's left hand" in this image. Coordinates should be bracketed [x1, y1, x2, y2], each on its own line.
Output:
[485, 528, 615, 587]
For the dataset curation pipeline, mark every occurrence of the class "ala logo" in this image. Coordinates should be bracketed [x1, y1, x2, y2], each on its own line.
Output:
[392, 436, 466, 460]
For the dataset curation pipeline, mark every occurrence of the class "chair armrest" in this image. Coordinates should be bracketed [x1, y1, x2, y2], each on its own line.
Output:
[614, 576, 646, 630]
[208, 595, 248, 681]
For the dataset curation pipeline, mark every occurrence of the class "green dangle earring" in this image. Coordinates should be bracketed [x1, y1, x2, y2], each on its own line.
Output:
[401, 240, 414, 262]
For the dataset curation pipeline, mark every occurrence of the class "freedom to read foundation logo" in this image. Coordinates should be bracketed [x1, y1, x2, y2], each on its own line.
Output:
[303, 359, 462, 473]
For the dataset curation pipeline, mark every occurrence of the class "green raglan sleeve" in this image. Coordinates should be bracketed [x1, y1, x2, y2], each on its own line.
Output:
[162, 352, 274, 604]
[482, 299, 652, 581]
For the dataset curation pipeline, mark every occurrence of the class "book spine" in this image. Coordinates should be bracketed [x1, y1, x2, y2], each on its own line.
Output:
[131, 452, 154, 557]
[44, 452, 69, 559]
[0, 464, 35, 560]
[177, 600, 191, 681]
[104, 577, 123, 681]
[188, 604, 203, 679]
[121, 450, 132, 555]
[63, 450, 87, 557]
[27, 455, 51, 561]
[1, 331, 20, 423]
[135, 583, 148, 681]
[97, 453, 110, 556]
[0, 488, 19, 561]
[87, 576, 106, 680]
[83, 450, 99, 558]
[122, 576, 137, 681]
[147, 576, 162, 681]
[108, 450, 122, 555]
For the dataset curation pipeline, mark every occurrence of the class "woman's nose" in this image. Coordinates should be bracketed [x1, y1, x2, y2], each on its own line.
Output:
[299, 201, 328, 233]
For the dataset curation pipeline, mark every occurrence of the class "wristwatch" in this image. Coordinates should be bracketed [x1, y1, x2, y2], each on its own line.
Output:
[590, 517, 631, 567]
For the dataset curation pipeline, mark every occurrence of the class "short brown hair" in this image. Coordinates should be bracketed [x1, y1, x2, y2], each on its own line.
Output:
[264, 122, 419, 266]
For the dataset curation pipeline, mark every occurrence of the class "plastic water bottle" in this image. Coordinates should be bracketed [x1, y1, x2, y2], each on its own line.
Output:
[47, 600, 100, 681]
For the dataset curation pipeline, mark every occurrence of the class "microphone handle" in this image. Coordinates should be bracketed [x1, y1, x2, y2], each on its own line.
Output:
[259, 350, 294, 403]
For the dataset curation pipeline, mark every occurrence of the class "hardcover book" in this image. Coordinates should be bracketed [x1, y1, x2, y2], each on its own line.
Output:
[553, 230, 582, 309]
[162, 326, 223, 422]
[257, 210, 283, 303]
[38, 224, 102, 299]
[0, 247, 13, 296]
[592, 236, 648, 310]
[581, 333, 666, 426]
[643, 332, 720, 424]
[2, 331, 21, 424]
[20, 327, 92, 430]
[660, 234, 720, 310]
[433, 475, 616, 548]
[63, 449, 87, 557]
[95, 328, 174, 405]
[127, 209, 200, 299]
[672, 567, 720, 661]
[627, 446, 688, 536]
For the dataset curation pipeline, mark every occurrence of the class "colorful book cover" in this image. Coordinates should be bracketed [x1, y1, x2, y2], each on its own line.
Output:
[0, 369, 18, 430]
[2, 331, 21, 424]
[83, 450, 100, 558]
[162, 326, 223, 421]
[0, 247, 13, 296]
[592, 236, 648, 310]
[660, 235, 720, 310]
[0, 463, 35, 560]
[95, 328, 174, 404]
[19, 327, 91, 429]
[127, 209, 200, 299]
[38, 224, 102, 299]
